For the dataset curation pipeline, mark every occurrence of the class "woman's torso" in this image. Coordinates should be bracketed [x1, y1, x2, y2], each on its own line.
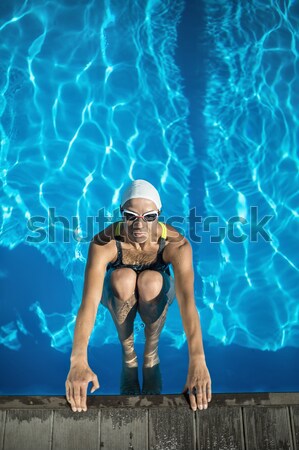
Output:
[106, 221, 171, 275]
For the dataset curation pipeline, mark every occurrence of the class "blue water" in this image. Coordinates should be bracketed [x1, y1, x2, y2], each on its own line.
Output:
[0, 0, 299, 395]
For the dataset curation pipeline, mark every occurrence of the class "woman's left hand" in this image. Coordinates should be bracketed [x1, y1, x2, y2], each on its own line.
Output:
[182, 358, 212, 411]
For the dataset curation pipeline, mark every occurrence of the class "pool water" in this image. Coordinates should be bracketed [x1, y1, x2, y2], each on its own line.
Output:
[0, 0, 298, 395]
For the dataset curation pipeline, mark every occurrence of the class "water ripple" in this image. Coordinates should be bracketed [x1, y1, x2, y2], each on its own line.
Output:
[0, 0, 194, 352]
[201, 0, 299, 350]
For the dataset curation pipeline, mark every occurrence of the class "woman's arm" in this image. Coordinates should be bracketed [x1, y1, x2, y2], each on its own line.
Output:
[70, 239, 114, 364]
[168, 238, 212, 410]
[66, 237, 115, 412]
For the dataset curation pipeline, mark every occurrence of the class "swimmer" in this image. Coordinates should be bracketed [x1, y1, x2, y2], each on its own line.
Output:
[65, 179, 212, 412]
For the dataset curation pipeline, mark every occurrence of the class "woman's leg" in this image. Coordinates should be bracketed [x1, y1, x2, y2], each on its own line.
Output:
[136, 270, 175, 393]
[102, 268, 138, 366]
[101, 268, 140, 394]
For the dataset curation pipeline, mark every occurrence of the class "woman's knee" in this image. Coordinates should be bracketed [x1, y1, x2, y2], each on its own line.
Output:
[137, 270, 165, 301]
[110, 268, 137, 300]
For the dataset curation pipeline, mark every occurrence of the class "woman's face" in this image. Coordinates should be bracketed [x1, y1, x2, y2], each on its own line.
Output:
[122, 198, 159, 243]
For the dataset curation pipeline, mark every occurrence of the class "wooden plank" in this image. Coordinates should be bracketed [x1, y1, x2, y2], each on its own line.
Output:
[149, 407, 195, 450]
[1, 393, 299, 410]
[0, 411, 6, 450]
[100, 407, 147, 450]
[3, 409, 52, 450]
[196, 406, 244, 450]
[290, 406, 299, 450]
[243, 406, 293, 450]
[52, 409, 99, 450]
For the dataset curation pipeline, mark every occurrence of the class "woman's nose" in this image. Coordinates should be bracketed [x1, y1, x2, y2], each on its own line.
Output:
[133, 218, 144, 227]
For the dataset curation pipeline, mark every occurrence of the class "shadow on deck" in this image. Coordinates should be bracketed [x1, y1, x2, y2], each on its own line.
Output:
[0, 392, 299, 449]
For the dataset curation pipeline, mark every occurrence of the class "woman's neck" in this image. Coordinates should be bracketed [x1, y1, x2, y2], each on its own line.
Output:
[121, 222, 161, 251]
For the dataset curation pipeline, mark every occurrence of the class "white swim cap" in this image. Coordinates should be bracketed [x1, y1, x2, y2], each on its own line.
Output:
[120, 179, 162, 210]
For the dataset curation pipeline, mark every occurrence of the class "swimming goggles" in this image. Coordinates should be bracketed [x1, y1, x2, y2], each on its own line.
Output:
[121, 209, 159, 222]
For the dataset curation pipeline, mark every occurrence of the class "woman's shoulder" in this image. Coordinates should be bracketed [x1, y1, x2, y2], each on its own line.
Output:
[161, 223, 187, 264]
[162, 222, 185, 244]
[93, 221, 185, 242]
[92, 221, 121, 245]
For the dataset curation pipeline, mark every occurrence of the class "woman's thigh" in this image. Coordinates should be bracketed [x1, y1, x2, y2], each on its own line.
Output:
[101, 268, 175, 308]
[137, 269, 176, 306]
[100, 268, 137, 308]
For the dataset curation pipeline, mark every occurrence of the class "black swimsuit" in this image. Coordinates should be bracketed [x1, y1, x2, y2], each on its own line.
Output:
[106, 221, 171, 276]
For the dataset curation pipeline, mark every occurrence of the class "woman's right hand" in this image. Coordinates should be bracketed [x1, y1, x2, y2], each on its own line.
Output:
[65, 361, 100, 412]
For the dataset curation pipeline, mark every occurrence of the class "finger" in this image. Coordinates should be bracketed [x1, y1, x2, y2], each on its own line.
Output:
[189, 388, 197, 411]
[207, 383, 212, 402]
[66, 388, 72, 405]
[80, 384, 87, 411]
[68, 384, 77, 412]
[91, 374, 100, 393]
[65, 381, 71, 404]
[196, 385, 203, 410]
[74, 384, 82, 411]
[202, 383, 208, 409]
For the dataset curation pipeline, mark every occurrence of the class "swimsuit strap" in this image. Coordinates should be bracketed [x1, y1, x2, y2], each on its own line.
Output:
[115, 240, 122, 263]
[159, 222, 167, 239]
[115, 221, 121, 236]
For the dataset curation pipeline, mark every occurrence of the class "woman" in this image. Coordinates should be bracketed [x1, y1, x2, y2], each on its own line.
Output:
[66, 179, 212, 412]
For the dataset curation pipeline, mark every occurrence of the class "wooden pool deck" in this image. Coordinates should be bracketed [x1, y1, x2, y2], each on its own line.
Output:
[0, 392, 298, 449]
